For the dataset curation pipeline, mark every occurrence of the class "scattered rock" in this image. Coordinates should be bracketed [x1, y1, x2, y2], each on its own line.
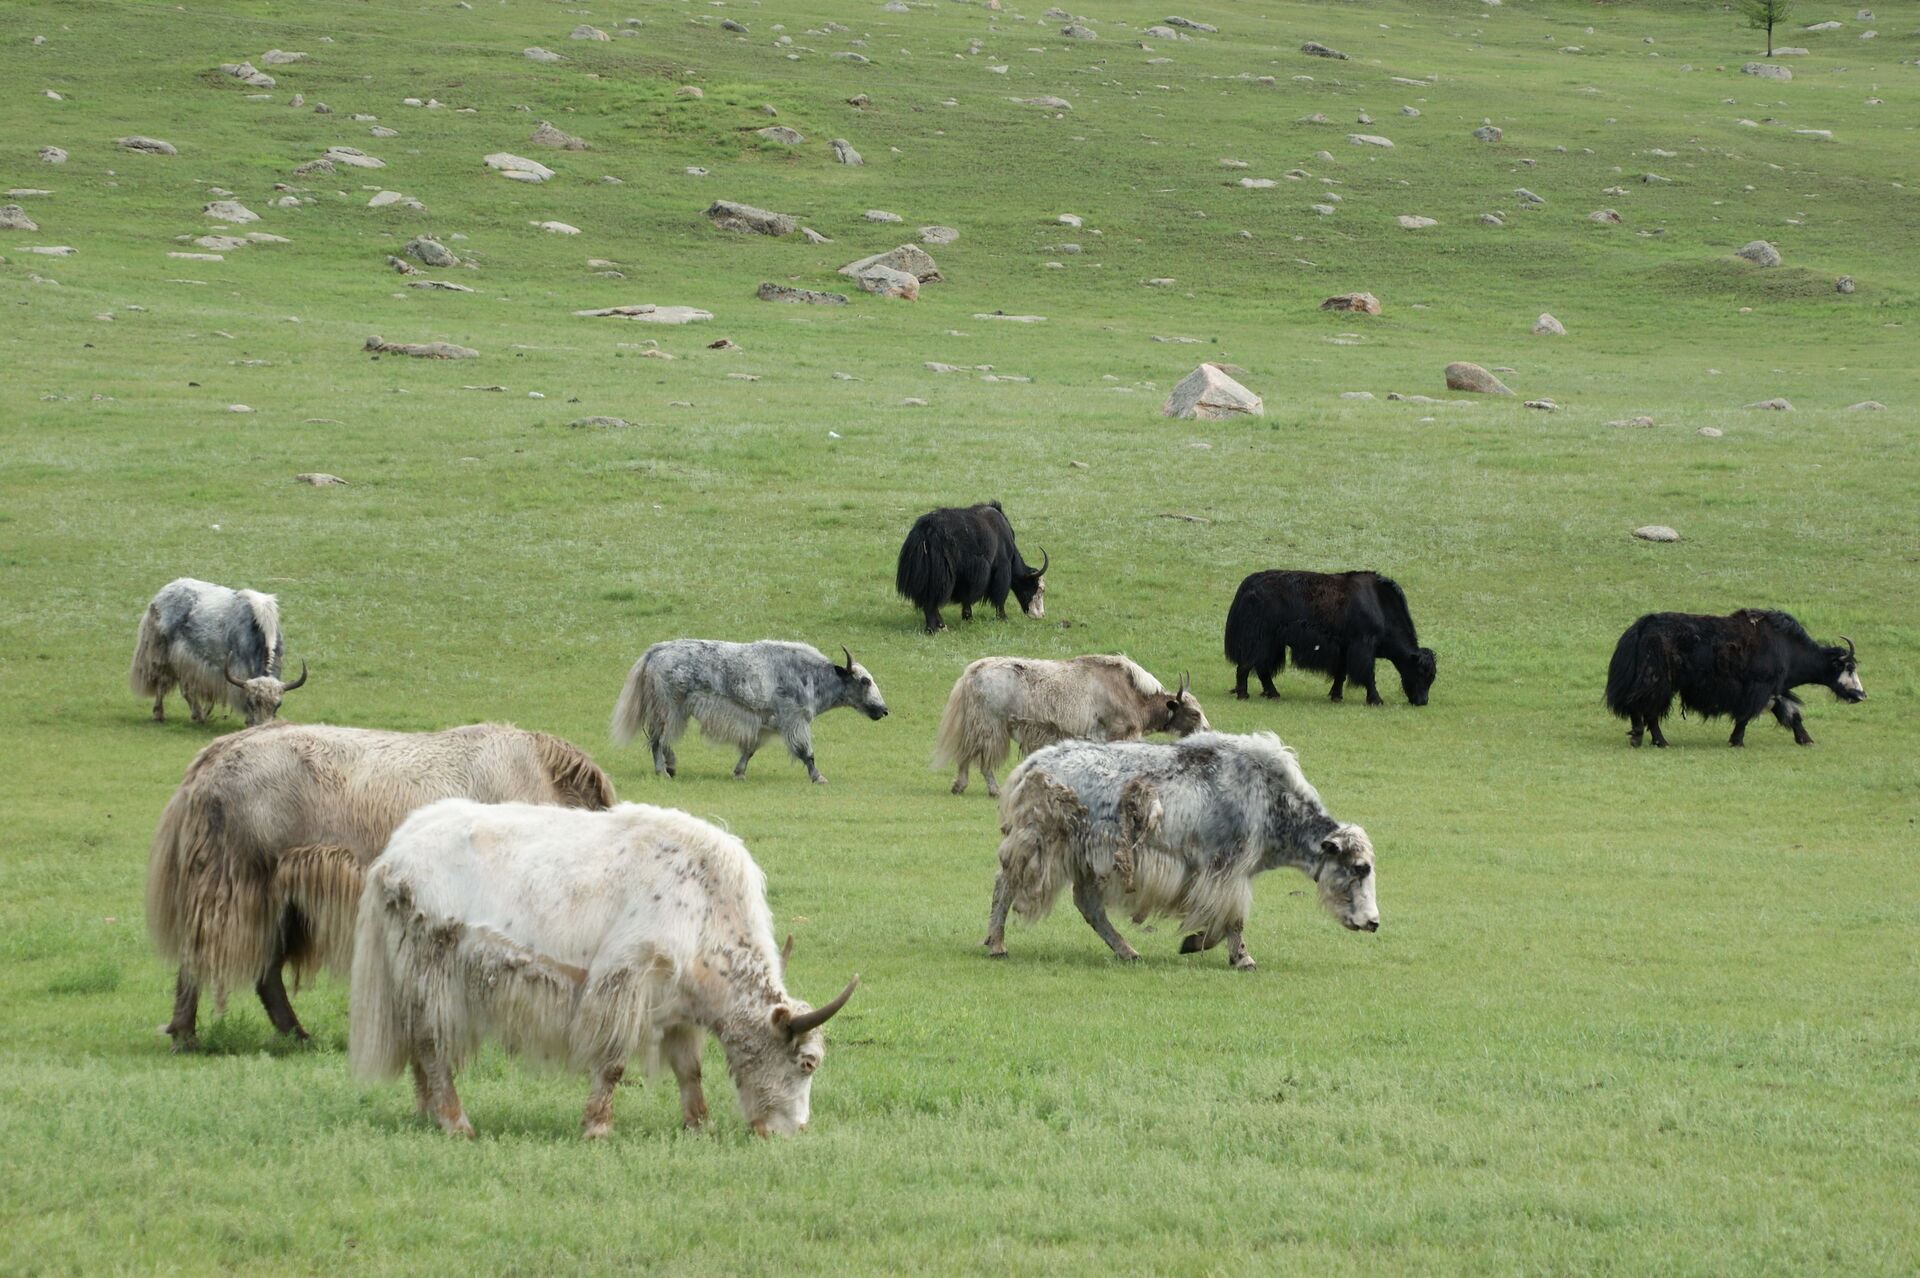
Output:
[1061, 23, 1097, 39]
[1525, 399, 1558, 411]
[537, 220, 580, 235]
[1633, 525, 1680, 543]
[259, 49, 308, 66]
[0, 205, 38, 232]
[219, 61, 277, 89]
[294, 472, 348, 486]
[1321, 292, 1381, 315]
[1609, 416, 1656, 428]
[568, 417, 632, 429]
[1836, 275, 1855, 294]
[574, 304, 714, 324]
[705, 200, 796, 236]
[756, 126, 804, 145]
[202, 200, 260, 224]
[675, 86, 704, 99]
[1746, 398, 1793, 410]
[38, 146, 67, 164]
[1589, 209, 1622, 224]
[1735, 240, 1781, 268]
[367, 190, 422, 209]
[1340, 391, 1375, 400]
[1844, 401, 1885, 411]
[757, 282, 849, 305]
[800, 228, 833, 245]
[974, 313, 1046, 322]
[1163, 16, 1216, 32]
[1481, 213, 1505, 226]
[1397, 215, 1438, 229]
[840, 244, 943, 282]
[1697, 427, 1724, 437]
[404, 236, 458, 267]
[1444, 362, 1515, 395]
[117, 136, 177, 155]
[484, 152, 553, 181]
[324, 146, 385, 170]
[1300, 41, 1348, 59]
[408, 280, 476, 292]
[830, 138, 863, 166]
[530, 120, 587, 150]
[851, 265, 920, 300]
[1162, 363, 1262, 420]
[919, 225, 959, 244]
[1533, 313, 1567, 336]
[568, 25, 609, 40]
[369, 126, 399, 138]
[364, 335, 478, 358]
[1020, 96, 1073, 110]
[1742, 62, 1791, 81]
[227, 404, 255, 413]
[1349, 134, 1394, 148]
[1472, 126, 1502, 142]
[1515, 188, 1546, 205]
[194, 235, 249, 251]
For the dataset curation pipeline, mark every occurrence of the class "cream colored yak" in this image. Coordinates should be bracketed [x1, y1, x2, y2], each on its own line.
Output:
[934, 654, 1210, 797]
[351, 799, 858, 1139]
[146, 721, 614, 1051]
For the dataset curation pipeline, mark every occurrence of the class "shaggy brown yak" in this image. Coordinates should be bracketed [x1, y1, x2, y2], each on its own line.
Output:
[145, 721, 614, 1050]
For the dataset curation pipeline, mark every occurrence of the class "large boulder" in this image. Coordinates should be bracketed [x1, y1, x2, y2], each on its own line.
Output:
[704, 200, 796, 236]
[530, 121, 587, 150]
[403, 235, 458, 267]
[755, 126, 804, 146]
[1735, 240, 1782, 267]
[1444, 362, 1515, 395]
[0, 205, 39, 231]
[830, 138, 863, 166]
[1320, 292, 1381, 315]
[116, 135, 178, 155]
[1742, 61, 1791, 80]
[1162, 364, 1263, 420]
[851, 265, 920, 300]
[484, 152, 553, 181]
[839, 244, 943, 283]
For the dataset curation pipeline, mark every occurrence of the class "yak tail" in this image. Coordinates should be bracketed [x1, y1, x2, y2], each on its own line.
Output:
[895, 527, 955, 608]
[130, 603, 172, 699]
[610, 652, 659, 747]
[1222, 577, 1273, 667]
[145, 785, 276, 1011]
[239, 590, 283, 678]
[995, 768, 1088, 923]
[273, 845, 364, 989]
[932, 670, 1012, 775]
[530, 731, 615, 808]
[348, 870, 408, 1080]
[1605, 616, 1672, 718]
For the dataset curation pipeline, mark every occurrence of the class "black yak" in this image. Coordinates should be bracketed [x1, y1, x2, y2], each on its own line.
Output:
[1605, 609, 1864, 747]
[1224, 570, 1436, 706]
[895, 502, 1047, 634]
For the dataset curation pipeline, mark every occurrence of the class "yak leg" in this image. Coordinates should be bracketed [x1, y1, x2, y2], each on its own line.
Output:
[162, 969, 201, 1052]
[184, 687, 211, 723]
[662, 1024, 709, 1129]
[581, 1062, 626, 1140]
[648, 731, 678, 779]
[777, 714, 825, 784]
[1346, 641, 1384, 706]
[1728, 716, 1752, 747]
[410, 1060, 433, 1114]
[922, 606, 946, 634]
[150, 688, 169, 722]
[981, 762, 1000, 799]
[1178, 930, 1222, 954]
[1627, 713, 1645, 748]
[414, 1037, 473, 1138]
[983, 873, 1014, 958]
[1232, 665, 1252, 700]
[254, 959, 310, 1042]
[1647, 713, 1669, 748]
[960, 602, 974, 621]
[1771, 694, 1814, 746]
[951, 757, 971, 795]
[1071, 878, 1140, 962]
[1224, 927, 1257, 971]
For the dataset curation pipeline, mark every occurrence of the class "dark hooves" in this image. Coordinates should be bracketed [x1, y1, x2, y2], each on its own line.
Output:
[1178, 933, 1205, 954]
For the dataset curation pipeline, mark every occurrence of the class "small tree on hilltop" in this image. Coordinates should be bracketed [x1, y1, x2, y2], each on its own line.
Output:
[1738, 0, 1795, 57]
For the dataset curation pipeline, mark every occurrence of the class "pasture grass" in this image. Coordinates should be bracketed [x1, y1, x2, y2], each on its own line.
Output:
[1, 0, 1916, 1272]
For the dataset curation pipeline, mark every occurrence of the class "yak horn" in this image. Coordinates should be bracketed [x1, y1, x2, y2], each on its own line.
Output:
[840, 645, 854, 673]
[780, 934, 795, 974]
[1035, 549, 1049, 578]
[786, 975, 859, 1036]
[223, 660, 247, 689]
[1177, 670, 1191, 697]
[281, 661, 309, 691]
[1840, 636, 1855, 659]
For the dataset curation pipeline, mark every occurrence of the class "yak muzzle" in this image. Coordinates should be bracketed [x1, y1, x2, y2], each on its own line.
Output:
[1345, 919, 1380, 933]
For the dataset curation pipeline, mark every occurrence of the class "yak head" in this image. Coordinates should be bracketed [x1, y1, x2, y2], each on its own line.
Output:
[1310, 824, 1379, 933]
[728, 946, 858, 1137]
[833, 647, 889, 720]
[1162, 672, 1211, 737]
[225, 659, 307, 726]
[1826, 636, 1866, 703]
[1013, 549, 1049, 620]
[1396, 647, 1438, 707]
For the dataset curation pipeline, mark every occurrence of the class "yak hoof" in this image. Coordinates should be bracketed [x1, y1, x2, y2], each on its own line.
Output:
[985, 946, 1008, 959]
[1231, 956, 1258, 972]
[582, 1122, 611, 1141]
[950, 780, 967, 795]
[1628, 734, 1642, 748]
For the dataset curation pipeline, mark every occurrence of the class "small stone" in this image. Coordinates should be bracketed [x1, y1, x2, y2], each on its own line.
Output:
[757, 282, 849, 305]
[1300, 40, 1348, 59]
[485, 152, 554, 181]
[706, 200, 796, 236]
[830, 138, 863, 166]
[1481, 213, 1505, 226]
[1515, 188, 1546, 205]
[1735, 240, 1782, 268]
[1844, 401, 1885, 411]
[756, 126, 805, 146]
[1742, 62, 1791, 81]
[530, 120, 588, 150]
[1608, 416, 1656, 429]
[202, 200, 260, 223]
[294, 472, 348, 486]
[1745, 398, 1793, 411]
[38, 146, 67, 164]
[1524, 399, 1558, 411]
[568, 24, 610, 40]
[1589, 209, 1622, 224]
[919, 225, 960, 244]
[900, 397, 928, 406]
[567, 417, 632, 429]
[1532, 313, 1566, 336]
[1632, 525, 1680, 543]
[1321, 292, 1381, 315]
[1397, 215, 1439, 229]
[404, 236, 458, 267]
[117, 136, 178, 155]
[1339, 391, 1375, 400]
[1349, 134, 1394, 147]
[1836, 276, 1855, 294]
[1696, 427, 1723, 437]
[1472, 126, 1502, 142]
[675, 86, 704, 99]
[363, 335, 479, 358]
[1444, 362, 1515, 395]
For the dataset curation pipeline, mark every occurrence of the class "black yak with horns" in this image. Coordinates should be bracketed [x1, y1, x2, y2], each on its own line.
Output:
[895, 502, 1048, 634]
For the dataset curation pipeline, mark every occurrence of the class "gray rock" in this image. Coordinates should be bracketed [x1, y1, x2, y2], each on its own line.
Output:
[832, 52, 872, 63]
[569, 24, 610, 40]
[757, 282, 849, 305]
[1836, 275, 1855, 294]
[483, 152, 554, 181]
[840, 244, 943, 282]
[294, 472, 348, 485]
[219, 62, 277, 89]
[530, 120, 587, 150]
[38, 146, 67, 164]
[1742, 61, 1791, 80]
[573, 304, 714, 324]
[1021, 96, 1072, 110]
[259, 49, 308, 66]
[1300, 41, 1347, 58]
[1340, 391, 1375, 400]
[1481, 213, 1505, 226]
[919, 225, 960, 244]
[524, 47, 565, 62]
[1061, 23, 1096, 39]
[720, 18, 749, 33]
[1608, 416, 1656, 428]
[830, 138, 863, 165]
[864, 209, 904, 223]
[853, 265, 920, 299]
[1696, 427, 1724, 437]
[1590, 209, 1622, 223]
[1515, 188, 1546, 204]
[117, 136, 178, 155]
[1163, 16, 1216, 32]
[1745, 397, 1793, 410]
[404, 235, 459, 267]
[1401, 106, 1422, 117]
[1143, 26, 1185, 40]
[800, 227, 833, 244]
[363, 335, 478, 358]
[1633, 525, 1680, 542]
[203, 200, 261, 223]
[1444, 362, 1515, 395]
[1533, 313, 1566, 335]
[1472, 126, 1502, 142]
[1162, 364, 1262, 420]
[325, 146, 386, 169]
[568, 417, 632, 429]
[1349, 134, 1395, 148]
[1397, 215, 1439, 229]
[1735, 240, 1781, 268]
[1845, 401, 1886, 411]
[0, 205, 38, 231]
[756, 126, 804, 145]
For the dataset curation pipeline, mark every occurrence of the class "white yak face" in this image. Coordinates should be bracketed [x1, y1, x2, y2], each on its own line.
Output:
[729, 1013, 824, 1137]
[1313, 825, 1380, 933]
[238, 676, 289, 726]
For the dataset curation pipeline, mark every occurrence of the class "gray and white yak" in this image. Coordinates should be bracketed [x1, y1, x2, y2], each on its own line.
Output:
[351, 798, 859, 1138]
[934, 654, 1211, 797]
[130, 577, 307, 726]
[984, 731, 1379, 969]
[611, 639, 888, 783]
[145, 720, 615, 1051]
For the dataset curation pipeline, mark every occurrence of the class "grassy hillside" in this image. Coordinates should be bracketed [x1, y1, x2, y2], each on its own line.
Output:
[2, 0, 1916, 1273]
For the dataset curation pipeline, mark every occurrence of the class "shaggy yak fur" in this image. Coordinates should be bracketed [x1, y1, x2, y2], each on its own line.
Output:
[351, 799, 858, 1139]
[610, 638, 888, 783]
[1224, 569, 1436, 706]
[145, 721, 614, 1050]
[894, 501, 1048, 634]
[984, 731, 1380, 969]
[933, 654, 1211, 797]
[130, 577, 306, 726]
[1604, 609, 1865, 747]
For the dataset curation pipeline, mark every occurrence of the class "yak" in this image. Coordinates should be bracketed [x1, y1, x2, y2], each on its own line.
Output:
[145, 721, 614, 1051]
[611, 639, 888, 783]
[895, 501, 1048, 634]
[131, 577, 307, 726]
[934, 654, 1211, 797]
[351, 798, 858, 1139]
[984, 731, 1379, 969]
[1224, 569, 1436, 706]
[1605, 609, 1865, 747]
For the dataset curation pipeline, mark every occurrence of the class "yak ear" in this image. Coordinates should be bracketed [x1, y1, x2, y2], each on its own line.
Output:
[769, 1004, 794, 1033]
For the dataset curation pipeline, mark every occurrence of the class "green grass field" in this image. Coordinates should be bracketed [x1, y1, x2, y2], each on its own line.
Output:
[2, 0, 1916, 1272]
